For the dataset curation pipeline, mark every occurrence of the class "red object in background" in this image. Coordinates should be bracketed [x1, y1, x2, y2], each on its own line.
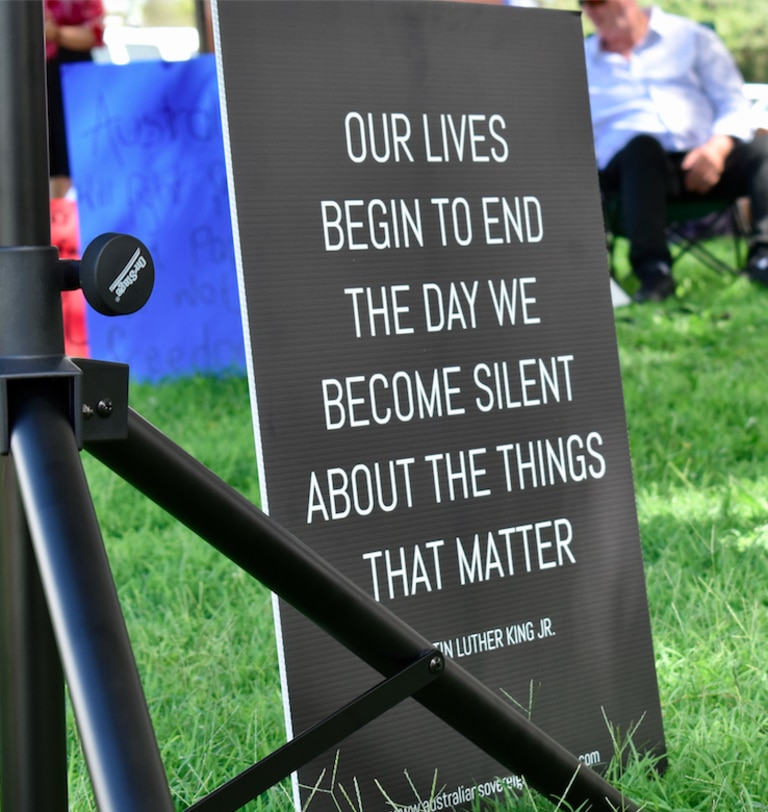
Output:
[50, 197, 90, 358]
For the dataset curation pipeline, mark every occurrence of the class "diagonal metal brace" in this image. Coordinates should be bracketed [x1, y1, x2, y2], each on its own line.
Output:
[186, 649, 445, 812]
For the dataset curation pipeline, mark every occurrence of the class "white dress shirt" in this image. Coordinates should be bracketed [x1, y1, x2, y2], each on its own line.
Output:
[584, 6, 753, 169]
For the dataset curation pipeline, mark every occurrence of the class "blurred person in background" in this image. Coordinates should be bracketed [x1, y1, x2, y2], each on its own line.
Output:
[45, 0, 105, 199]
[582, 0, 768, 301]
[45, 1, 103, 356]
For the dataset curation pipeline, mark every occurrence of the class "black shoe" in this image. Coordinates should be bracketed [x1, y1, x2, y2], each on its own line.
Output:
[747, 252, 768, 286]
[632, 262, 675, 303]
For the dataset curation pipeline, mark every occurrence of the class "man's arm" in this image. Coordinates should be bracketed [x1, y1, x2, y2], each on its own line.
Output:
[682, 25, 751, 192]
[696, 25, 752, 143]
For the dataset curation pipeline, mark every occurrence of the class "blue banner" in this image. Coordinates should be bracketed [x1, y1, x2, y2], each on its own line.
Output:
[63, 56, 245, 381]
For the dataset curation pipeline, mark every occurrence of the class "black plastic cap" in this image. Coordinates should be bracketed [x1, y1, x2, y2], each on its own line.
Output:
[80, 233, 154, 316]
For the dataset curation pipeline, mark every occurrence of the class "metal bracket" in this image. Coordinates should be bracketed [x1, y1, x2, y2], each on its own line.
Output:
[0, 357, 130, 455]
[187, 648, 445, 812]
[72, 359, 130, 445]
[0, 356, 82, 455]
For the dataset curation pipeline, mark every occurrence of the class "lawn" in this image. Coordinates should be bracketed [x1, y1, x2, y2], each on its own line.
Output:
[45, 239, 768, 810]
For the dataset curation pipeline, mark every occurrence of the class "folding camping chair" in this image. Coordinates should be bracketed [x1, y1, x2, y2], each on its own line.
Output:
[604, 196, 750, 279]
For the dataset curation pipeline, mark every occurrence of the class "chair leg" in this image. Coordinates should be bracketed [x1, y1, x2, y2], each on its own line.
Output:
[672, 235, 739, 275]
[606, 231, 617, 278]
[732, 199, 750, 270]
[605, 197, 748, 281]
[665, 205, 747, 276]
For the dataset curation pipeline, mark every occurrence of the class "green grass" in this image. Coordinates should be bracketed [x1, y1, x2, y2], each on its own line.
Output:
[607, 241, 768, 811]
[23, 238, 768, 809]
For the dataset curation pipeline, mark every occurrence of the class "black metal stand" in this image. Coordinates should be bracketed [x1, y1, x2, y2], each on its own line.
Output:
[0, 4, 642, 811]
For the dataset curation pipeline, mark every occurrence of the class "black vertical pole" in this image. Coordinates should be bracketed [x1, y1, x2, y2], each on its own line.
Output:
[0, 458, 68, 811]
[0, 3, 68, 810]
[0, 0, 51, 247]
[0, 4, 176, 810]
[10, 386, 177, 812]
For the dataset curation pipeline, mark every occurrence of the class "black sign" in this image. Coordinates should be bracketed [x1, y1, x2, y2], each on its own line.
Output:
[214, 2, 665, 809]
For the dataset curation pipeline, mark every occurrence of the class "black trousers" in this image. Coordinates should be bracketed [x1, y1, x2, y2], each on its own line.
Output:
[47, 48, 92, 179]
[599, 133, 768, 276]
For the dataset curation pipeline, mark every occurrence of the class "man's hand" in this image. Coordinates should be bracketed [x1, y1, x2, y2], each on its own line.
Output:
[681, 135, 735, 194]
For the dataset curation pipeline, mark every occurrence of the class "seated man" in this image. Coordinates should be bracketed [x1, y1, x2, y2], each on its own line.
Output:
[582, 0, 768, 301]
